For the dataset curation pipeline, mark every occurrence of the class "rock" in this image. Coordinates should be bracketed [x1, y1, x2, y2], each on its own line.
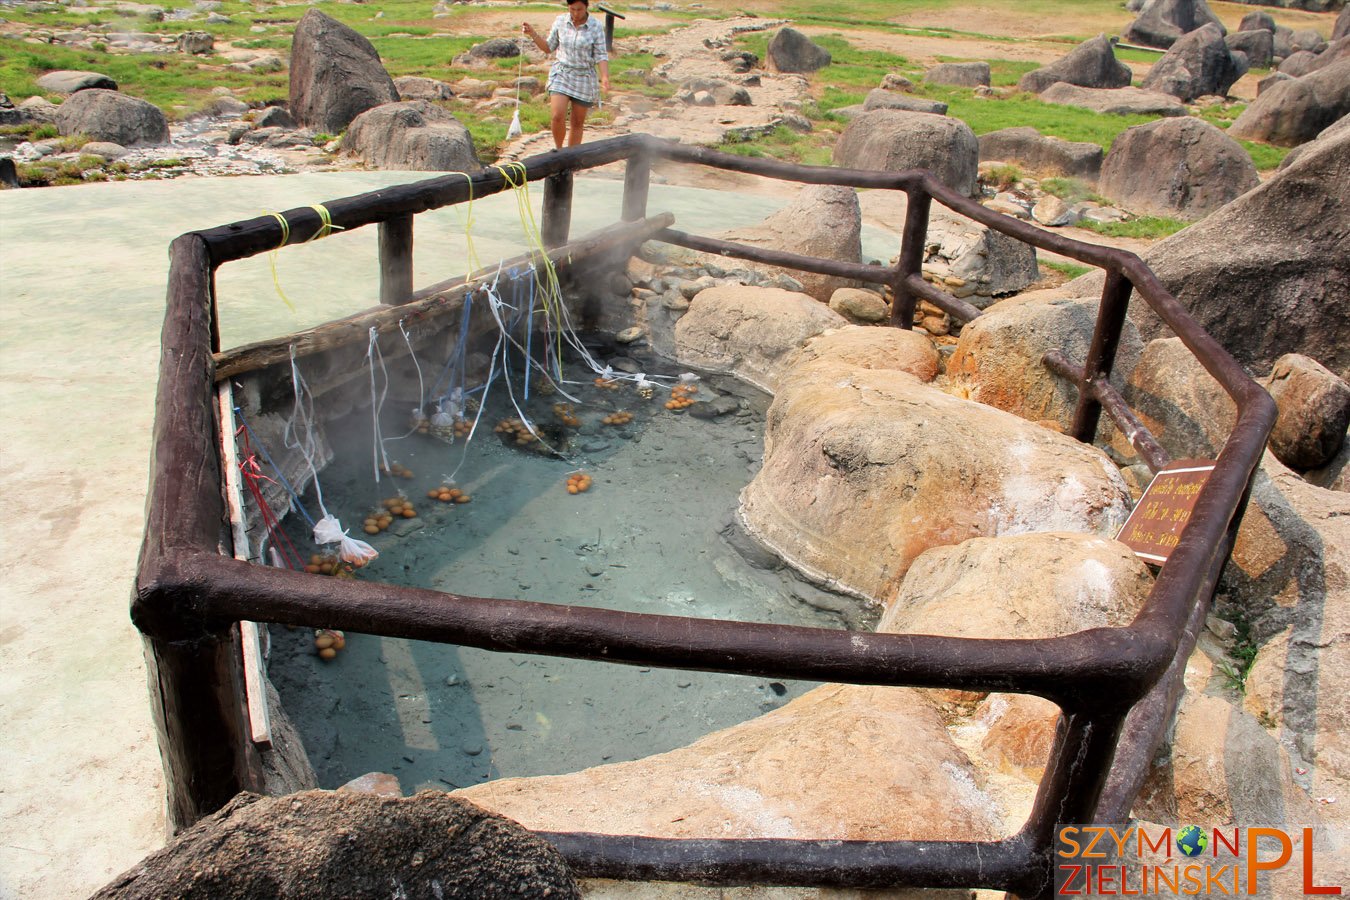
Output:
[766, 27, 831, 74]
[1292, 27, 1328, 54]
[253, 105, 294, 129]
[787, 325, 941, 383]
[922, 207, 1040, 301]
[827, 287, 888, 323]
[1136, 691, 1321, 826]
[1263, 353, 1350, 470]
[35, 70, 117, 94]
[54, 89, 169, 146]
[1031, 193, 1079, 226]
[1097, 116, 1259, 219]
[1231, 58, 1350, 146]
[881, 532, 1153, 636]
[342, 101, 481, 172]
[80, 140, 128, 160]
[673, 285, 846, 392]
[176, 30, 214, 54]
[974, 692, 1064, 781]
[880, 73, 914, 92]
[453, 78, 494, 100]
[739, 358, 1131, 600]
[1038, 83, 1187, 117]
[209, 95, 249, 116]
[338, 771, 402, 797]
[91, 791, 580, 899]
[948, 290, 1142, 434]
[1124, 0, 1226, 49]
[1280, 48, 1322, 76]
[1306, 430, 1350, 491]
[1017, 34, 1132, 93]
[1225, 28, 1274, 70]
[1142, 24, 1246, 101]
[1070, 125, 1350, 372]
[458, 682, 1000, 853]
[1258, 70, 1294, 94]
[1338, 5, 1350, 42]
[289, 9, 398, 134]
[977, 126, 1104, 179]
[833, 110, 979, 196]
[394, 75, 454, 101]
[0, 158, 17, 190]
[705, 184, 863, 302]
[1124, 337, 1235, 460]
[1238, 10, 1276, 34]
[861, 89, 948, 115]
[925, 61, 991, 87]
[1238, 470, 1350, 817]
[615, 326, 643, 344]
[467, 37, 519, 59]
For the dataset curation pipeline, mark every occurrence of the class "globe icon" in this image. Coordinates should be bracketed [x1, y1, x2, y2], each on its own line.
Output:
[1177, 824, 1208, 858]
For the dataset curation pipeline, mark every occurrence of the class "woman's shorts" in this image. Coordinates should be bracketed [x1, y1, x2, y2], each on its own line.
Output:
[549, 89, 594, 109]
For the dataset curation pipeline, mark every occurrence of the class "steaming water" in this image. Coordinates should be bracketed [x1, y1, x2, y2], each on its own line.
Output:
[267, 351, 861, 792]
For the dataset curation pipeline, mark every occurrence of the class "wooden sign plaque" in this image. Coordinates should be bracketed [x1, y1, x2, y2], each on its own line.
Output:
[1117, 459, 1217, 565]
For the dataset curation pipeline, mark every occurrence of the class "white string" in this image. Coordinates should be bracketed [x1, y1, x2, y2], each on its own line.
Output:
[367, 327, 392, 484]
[388, 318, 428, 441]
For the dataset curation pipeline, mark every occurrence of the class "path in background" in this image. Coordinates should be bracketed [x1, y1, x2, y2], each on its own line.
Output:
[0, 168, 908, 899]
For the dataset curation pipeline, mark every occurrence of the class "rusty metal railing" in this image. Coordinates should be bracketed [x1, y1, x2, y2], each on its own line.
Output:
[133, 133, 1275, 899]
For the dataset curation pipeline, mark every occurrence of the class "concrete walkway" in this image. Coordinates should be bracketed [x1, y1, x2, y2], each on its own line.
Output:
[0, 169, 899, 898]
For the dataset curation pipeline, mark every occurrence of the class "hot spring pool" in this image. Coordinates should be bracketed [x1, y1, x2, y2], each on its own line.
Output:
[266, 355, 866, 792]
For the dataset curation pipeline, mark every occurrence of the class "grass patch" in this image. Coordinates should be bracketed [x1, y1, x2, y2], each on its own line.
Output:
[1079, 215, 1189, 240]
[1040, 176, 1108, 204]
[1042, 260, 1092, 279]
[1241, 140, 1289, 172]
[981, 162, 1024, 190]
[717, 124, 835, 166]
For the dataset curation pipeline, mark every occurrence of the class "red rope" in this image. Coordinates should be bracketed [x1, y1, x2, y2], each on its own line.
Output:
[237, 426, 306, 570]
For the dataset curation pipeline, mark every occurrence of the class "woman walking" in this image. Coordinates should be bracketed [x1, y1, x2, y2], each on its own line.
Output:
[523, 0, 610, 149]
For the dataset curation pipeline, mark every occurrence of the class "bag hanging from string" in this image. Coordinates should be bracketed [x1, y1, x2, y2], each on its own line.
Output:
[507, 39, 524, 139]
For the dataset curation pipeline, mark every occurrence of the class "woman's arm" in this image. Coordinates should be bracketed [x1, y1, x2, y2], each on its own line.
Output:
[521, 21, 549, 55]
[598, 60, 610, 94]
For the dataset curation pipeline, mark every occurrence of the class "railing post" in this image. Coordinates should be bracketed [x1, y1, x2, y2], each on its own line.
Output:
[622, 152, 651, 222]
[1070, 269, 1133, 443]
[378, 214, 414, 305]
[890, 188, 930, 330]
[542, 170, 574, 249]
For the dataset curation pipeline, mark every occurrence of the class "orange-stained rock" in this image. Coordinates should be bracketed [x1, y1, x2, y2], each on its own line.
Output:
[740, 359, 1132, 601]
[457, 683, 1003, 844]
[788, 324, 941, 383]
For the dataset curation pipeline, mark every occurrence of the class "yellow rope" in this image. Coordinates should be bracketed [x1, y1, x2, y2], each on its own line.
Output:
[264, 204, 345, 311]
[492, 161, 566, 376]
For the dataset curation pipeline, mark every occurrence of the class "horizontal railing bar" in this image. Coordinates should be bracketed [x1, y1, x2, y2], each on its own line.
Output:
[155, 551, 1169, 708]
[1042, 350, 1169, 473]
[211, 214, 674, 381]
[197, 135, 647, 265]
[540, 832, 1037, 894]
[904, 272, 983, 324]
[656, 227, 890, 284]
[649, 140, 923, 191]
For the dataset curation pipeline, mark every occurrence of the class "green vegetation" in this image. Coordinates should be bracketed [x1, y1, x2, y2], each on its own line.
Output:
[718, 125, 834, 166]
[1040, 176, 1108, 205]
[981, 162, 1025, 190]
[1242, 141, 1290, 171]
[1079, 215, 1189, 240]
[1042, 260, 1092, 279]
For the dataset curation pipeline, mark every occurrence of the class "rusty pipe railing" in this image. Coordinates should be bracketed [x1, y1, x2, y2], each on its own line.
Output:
[136, 133, 1276, 899]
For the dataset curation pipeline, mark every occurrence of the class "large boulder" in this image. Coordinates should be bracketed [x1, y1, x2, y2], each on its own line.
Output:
[834, 109, 979, 196]
[925, 61, 991, 87]
[673, 285, 847, 392]
[1071, 124, 1350, 373]
[880, 531, 1154, 636]
[921, 207, 1040, 303]
[289, 9, 398, 134]
[53, 89, 168, 146]
[1124, 337, 1235, 461]
[1230, 58, 1350, 146]
[341, 101, 481, 172]
[706, 185, 863, 303]
[766, 27, 831, 74]
[1017, 35, 1132, 93]
[1240, 469, 1350, 821]
[1097, 116, 1259, 219]
[1225, 28, 1275, 70]
[1338, 5, 1350, 42]
[978, 126, 1104, 179]
[457, 682, 1001, 849]
[1038, 83, 1187, 116]
[786, 325, 941, 383]
[1280, 49, 1323, 76]
[1263, 353, 1350, 470]
[1141, 23, 1247, 101]
[1237, 10, 1276, 34]
[948, 290, 1143, 433]
[91, 791, 580, 899]
[738, 358, 1132, 600]
[1124, 0, 1226, 49]
[36, 70, 117, 93]
[861, 89, 948, 115]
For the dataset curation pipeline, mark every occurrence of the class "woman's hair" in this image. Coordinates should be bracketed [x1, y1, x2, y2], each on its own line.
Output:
[566, 0, 589, 6]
